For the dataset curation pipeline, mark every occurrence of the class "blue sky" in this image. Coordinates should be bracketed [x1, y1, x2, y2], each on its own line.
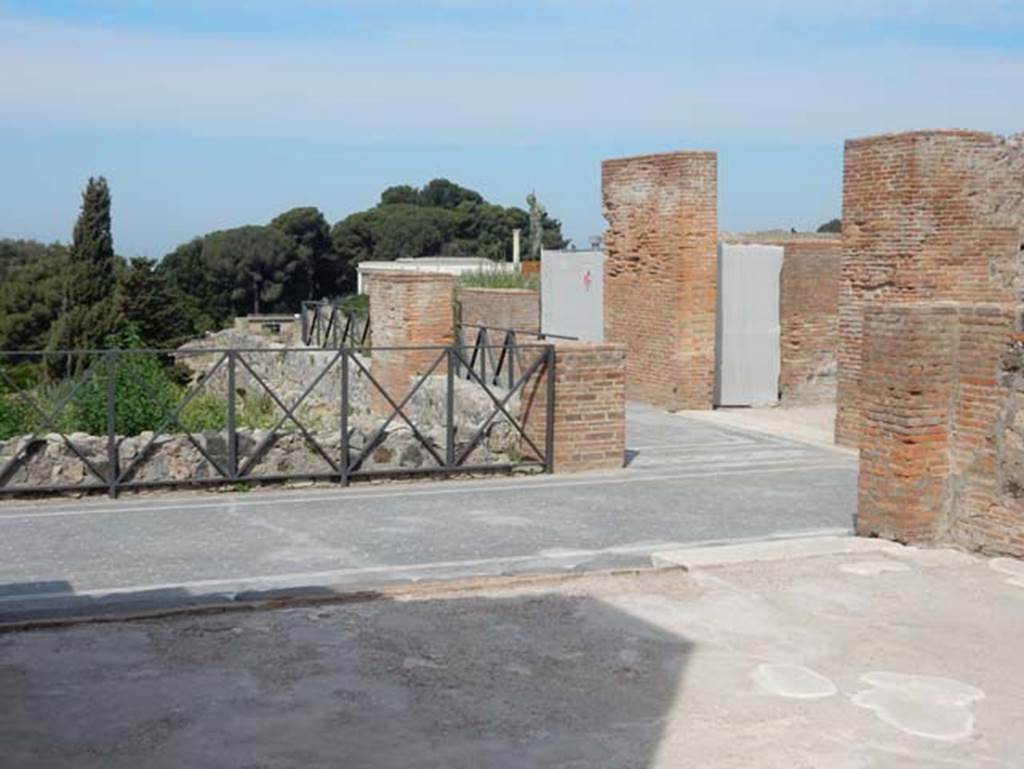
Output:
[1, 1, 1022, 258]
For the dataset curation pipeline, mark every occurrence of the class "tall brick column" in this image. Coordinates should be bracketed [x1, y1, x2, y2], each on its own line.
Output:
[603, 151, 718, 411]
[365, 272, 454, 413]
[857, 304, 959, 542]
[835, 130, 1023, 448]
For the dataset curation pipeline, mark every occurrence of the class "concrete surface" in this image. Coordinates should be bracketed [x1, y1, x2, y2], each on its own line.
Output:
[679, 403, 845, 452]
[0, 403, 856, 621]
[651, 534, 901, 569]
[2, 543, 1022, 768]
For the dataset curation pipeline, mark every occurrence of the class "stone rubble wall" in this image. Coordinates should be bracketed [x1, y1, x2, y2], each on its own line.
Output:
[0, 374, 524, 490]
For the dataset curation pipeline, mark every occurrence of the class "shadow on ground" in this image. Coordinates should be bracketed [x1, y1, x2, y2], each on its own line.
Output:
[1, 579, 693, 769]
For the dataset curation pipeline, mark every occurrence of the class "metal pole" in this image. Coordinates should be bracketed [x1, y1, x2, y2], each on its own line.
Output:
[446, 347, 455, 470]
[544, 345, 555, 474]
[341, 349, 350, 487]
[227, 350, 237, 480]
[106, 351, 118, 498]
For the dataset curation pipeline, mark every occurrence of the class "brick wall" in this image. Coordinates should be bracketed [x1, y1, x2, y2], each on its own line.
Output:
[857, 303, 959, 543]
[849, 130, 1024, 556]
[603, 151, 718, 410]
[459, 288, 540, 333]
[836, 130, 1023, 448]
[779, 239, 842, 404]
[365, 271, 454, 413]
[521, 341, 626, 473]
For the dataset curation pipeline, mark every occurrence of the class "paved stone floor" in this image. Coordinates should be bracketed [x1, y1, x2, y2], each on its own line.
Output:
[0, 403, 856, 621]
[2, 541, 1022, 768]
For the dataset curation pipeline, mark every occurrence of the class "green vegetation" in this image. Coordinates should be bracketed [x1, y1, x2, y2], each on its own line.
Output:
[2, 177, 564, 359]
[457, 270, 539, 290]
[47, 177, 123, 374]
[817, 218, 842, 233]
[0, 176, 566, 441]
[330, 179, 566, 266]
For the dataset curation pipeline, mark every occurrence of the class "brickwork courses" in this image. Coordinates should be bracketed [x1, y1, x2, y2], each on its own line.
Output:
[845, 130, 1024, 557]
[603, 151, 718, 411]
[520, 341, 626, 473]
[779, 239, 843, 404]
[459, 288, 540, 333]
[367, 271, 624, 475]
[365, 272, 455, 414]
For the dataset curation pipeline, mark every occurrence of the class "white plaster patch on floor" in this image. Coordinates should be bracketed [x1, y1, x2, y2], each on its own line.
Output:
[989, 558, 1024, 589]
[402, 656, 444, 671]
[752, 663, 837, 699]
[839, 560, 911, 576]
[989, 558, 1024, 578]
[851, 672, 985, 742]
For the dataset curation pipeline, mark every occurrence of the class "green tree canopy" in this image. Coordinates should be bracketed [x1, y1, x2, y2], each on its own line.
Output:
[817, 218, 842, 233]
[269, 206, 341, 300]
[48, 177, 123, 370]
[0, 240, 67, 353]
[202, 225, 300, 316]
[118, 257, 191, 348]
[331, 179, 568, 279]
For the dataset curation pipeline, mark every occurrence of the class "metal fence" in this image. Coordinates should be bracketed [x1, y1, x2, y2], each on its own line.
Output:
[455, 323, 575, 389]
[300, 300, 369, 348]
[0, 341, 554, 498]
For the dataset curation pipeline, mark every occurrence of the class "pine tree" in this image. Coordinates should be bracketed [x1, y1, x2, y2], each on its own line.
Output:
[48, 177, 123, 373]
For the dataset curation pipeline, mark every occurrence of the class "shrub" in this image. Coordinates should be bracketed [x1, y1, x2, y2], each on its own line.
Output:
[178, 392, 228, 432]
[239, 394, 278, 430]
[458, 269, 538, 290]
[66, 328, 180, 436]
[0, 393, 37, 440]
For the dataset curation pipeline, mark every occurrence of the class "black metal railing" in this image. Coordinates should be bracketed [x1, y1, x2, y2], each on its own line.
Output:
[0, 343, 554, 498]
[300, 300, 369, 348]
[454, 324, 575, 390]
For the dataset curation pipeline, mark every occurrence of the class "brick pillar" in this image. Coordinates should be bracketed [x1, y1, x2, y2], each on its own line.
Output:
[602, 151, 718, 411]
[521, 341, 626, 473]
[366, 272, 454, 413]
[835, 130, 1023, 447]
[857, 303, 958, 543]
[778, 239, 842, 405]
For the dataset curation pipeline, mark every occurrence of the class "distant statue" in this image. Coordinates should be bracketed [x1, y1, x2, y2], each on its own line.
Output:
[526, 191, 545, 260]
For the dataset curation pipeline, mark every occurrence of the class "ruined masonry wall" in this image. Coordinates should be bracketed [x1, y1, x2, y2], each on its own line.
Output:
[603, 152, 718, 410]
[849, 130, 1024, 557]
[779, 239, 842, 405]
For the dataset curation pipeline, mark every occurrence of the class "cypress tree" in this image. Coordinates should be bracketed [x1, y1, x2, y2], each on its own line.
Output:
[49, 177, 123, 373]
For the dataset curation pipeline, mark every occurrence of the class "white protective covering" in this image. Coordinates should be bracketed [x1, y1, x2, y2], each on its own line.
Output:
[715, 243, 783, 406]
[541, 249, 605, 342]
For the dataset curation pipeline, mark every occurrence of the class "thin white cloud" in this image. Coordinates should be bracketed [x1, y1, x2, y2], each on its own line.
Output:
[0, 12, 1021, 144]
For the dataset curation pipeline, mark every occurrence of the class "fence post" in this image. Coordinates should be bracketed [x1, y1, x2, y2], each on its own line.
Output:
[506, 332, 515, 390]
[106, 351, 118, 498]
[446, 347, 455, 470]
[227, 350, 237, 481]
[341, 348, 350, 487]
[544, 345, 555, 474]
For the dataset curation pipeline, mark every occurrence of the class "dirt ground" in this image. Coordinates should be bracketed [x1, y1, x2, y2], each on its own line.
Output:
[2, 540, 1023, 768]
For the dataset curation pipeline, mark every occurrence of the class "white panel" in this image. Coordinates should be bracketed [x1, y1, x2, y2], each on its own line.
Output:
[715, 244, 783, 406]
[541, 250, 605, 342]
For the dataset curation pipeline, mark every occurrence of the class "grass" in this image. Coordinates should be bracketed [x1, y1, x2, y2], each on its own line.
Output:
[457, 269, 538, 291]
